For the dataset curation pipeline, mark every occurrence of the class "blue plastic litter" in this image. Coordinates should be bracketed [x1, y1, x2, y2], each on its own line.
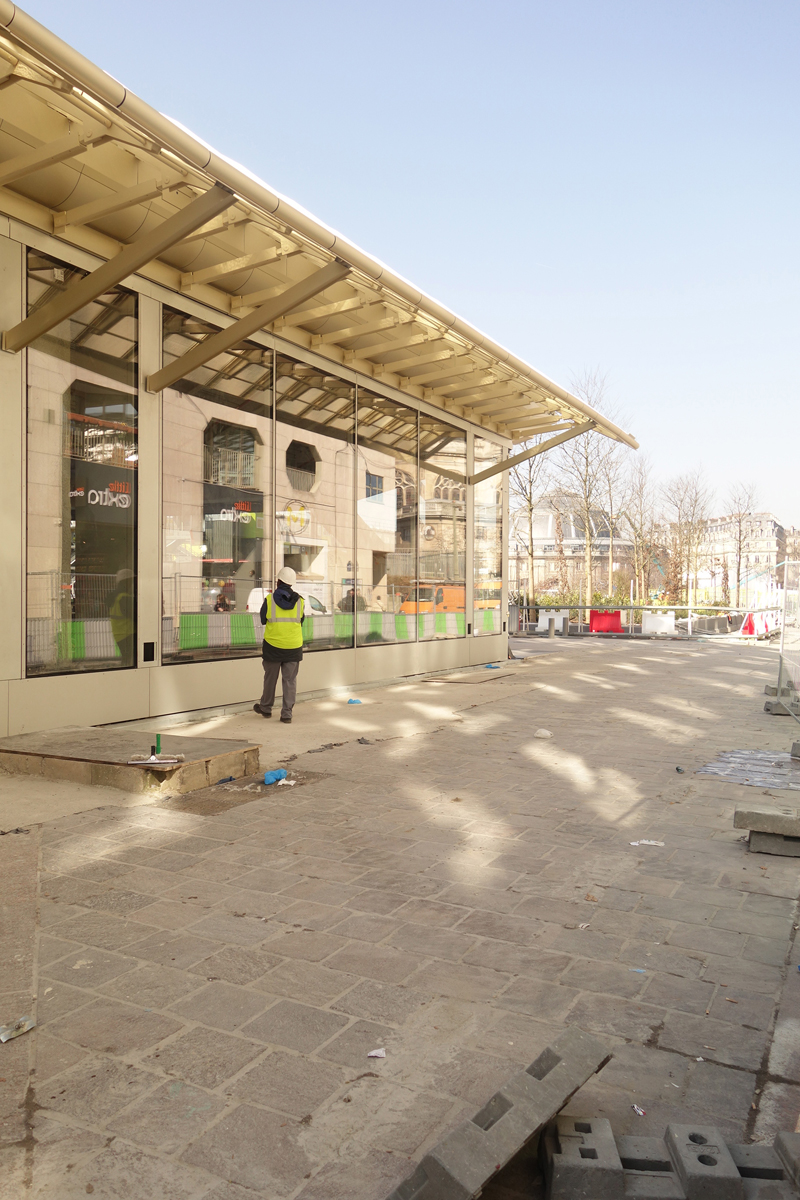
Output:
[347, 698, 362, 704]
[263, 768, 288, 786]
[485, 664, 500, 669]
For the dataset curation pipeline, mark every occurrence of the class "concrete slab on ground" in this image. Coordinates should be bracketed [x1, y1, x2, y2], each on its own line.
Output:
[0, 729, 259, 797]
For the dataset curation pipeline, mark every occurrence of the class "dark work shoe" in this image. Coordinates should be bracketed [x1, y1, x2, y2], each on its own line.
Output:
[253, 704, 272, 717]
[280, 716, 292, 724]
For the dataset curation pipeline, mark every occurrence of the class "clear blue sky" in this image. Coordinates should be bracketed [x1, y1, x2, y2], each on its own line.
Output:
[22, 0, 800, 526]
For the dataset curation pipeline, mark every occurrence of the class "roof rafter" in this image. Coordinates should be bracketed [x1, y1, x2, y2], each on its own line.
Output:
[0, 128, 113, 187]
[180, 245, 302, 290]
[312, 311, 414, 347]
[54, 178, 185, 229]
[147, 259, 350, 392]
[4, 182, 236, 353]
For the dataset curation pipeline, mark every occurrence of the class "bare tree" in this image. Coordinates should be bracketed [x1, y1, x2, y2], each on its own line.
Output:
[662, 469, 713, 603]
[727, 483, 759, 607]
[509, 435, 551, 604]
[554, 509, 569, 594]
[597, 429, 631, 595]
[624, 456, 662, 602]
[554, 369, 611, 602]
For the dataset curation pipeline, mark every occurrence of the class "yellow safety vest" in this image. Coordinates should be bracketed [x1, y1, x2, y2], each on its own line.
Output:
[263, 593, 305, 650]
[109, 589, 133, 643]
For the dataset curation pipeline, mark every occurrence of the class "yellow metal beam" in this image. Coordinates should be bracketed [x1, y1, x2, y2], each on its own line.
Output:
[3, 183, 235, 353]
[469, 422, 595, 485]
[181, 246, 300, 289]
[54, 179, 184, 229]
[147, 259, 350, 393]
[0, 130, 112, 187]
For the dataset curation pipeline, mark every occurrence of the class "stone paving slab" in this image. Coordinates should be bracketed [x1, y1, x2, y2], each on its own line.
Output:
[0, 639, 799, 1199]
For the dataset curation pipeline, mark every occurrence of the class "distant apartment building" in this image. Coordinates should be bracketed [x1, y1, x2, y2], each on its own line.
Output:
[509, 506, 633, 596]
[699, 512, 785, 602]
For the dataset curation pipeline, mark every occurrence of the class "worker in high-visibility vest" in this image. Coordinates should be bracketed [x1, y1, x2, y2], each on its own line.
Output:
[254, 566, 305, 724]
[108, 568, 135, 667]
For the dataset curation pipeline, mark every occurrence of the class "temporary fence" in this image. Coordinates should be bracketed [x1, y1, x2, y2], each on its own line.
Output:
[777, 563, 800, 724]
[511, 603, 782, 640]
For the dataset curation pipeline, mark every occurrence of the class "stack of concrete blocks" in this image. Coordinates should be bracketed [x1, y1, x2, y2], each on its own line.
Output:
[543, 1115, 800, 1199]
[764, 680, 800, 717]
[734, 803, 800, 857]
[383, 1027, 612, 1200]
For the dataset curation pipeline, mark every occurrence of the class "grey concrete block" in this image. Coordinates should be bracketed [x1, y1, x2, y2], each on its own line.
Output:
[775, 1132, 800, 1188]
[727, 1142, 787, 1181]
[616, 1135, 684, 1199]
[544, 1116, 624, 1199]
[384, 1027, 612, 1200]
[764, 701, 791, 716]
[749, 831, 800, 858]
[734, 805, 800, 836]
[664, 1125, 744, 1200]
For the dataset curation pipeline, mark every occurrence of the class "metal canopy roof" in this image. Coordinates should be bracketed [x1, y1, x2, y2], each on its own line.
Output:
[0, 1, 638, 452]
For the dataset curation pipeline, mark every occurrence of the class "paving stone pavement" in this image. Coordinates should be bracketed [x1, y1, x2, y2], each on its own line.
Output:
[1, 637, 799, 1200]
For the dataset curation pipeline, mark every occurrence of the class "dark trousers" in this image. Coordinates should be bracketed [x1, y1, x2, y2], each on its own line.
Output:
[260, 660, 300, 719]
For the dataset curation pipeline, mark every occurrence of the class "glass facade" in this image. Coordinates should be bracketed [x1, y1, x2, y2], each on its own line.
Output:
[161, 308, 272, 662]
[156, 308, 502, 665]
[356, 388, 417, 645]
[418, 414, 467, 639]
[473, 437, 504, 635]
[275, 354, 356, 651]
[26, 251, 138, 675]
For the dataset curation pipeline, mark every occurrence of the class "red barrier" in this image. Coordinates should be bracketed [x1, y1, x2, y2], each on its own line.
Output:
[589, 609, 624, 633]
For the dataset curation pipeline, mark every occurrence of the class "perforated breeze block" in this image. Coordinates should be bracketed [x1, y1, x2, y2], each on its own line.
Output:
[543, 1116, 800, 1199]
[384, 1027, 612, 1200]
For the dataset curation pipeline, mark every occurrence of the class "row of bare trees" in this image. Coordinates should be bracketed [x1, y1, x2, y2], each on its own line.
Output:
[509, 371, 759, 606]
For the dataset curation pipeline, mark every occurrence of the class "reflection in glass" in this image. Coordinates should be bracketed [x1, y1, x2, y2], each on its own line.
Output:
[26, 251, 138, 675]
[161, 308, 272, 662]
[474, 438, 503, 635]
[356, 389, 417, 645]
[417, 415, 467, 639]
[275, 355, 356, 651]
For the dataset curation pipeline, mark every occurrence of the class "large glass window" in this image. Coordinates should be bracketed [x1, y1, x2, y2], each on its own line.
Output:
[356, 389, 418, 645]
[474, 437, 503, 635]
[275, 355, 356, 651]
[417, 415, 467, 639]
[161, 308, 272, 662]
[26, 251, 138, 675]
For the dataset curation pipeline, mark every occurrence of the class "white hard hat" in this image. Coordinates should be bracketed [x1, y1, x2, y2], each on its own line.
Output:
[277, 566, 296, 587]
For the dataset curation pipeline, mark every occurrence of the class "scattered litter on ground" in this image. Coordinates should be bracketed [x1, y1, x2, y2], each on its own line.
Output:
[348, 698, 362, 704]
[357, 737, 372, 745]
[696, 1057, 704, 1062]
[277, 779, 296, 787]
[0, 1017, 34, 1043]
[632, 1104, 646, 1116]
[215, 776, 234, 785]
[367, 1048, 386, 1058]
[630, 840, 665, 847]
[579, 923, 590, 930]
[676, 767, 685, 773]
[308, 743, 343, 753]
[300, 1114, 312, 1125]
[584, 893, 598, 902]
[0, 828, 29, 836]
[485, 664, 501, 669]
[451, 797, 463, 803]
[534, 729, 553, 739]
[629, 968, 646, 973]
[264, 769, 288, 786]
[725, 998, 739, 1004]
